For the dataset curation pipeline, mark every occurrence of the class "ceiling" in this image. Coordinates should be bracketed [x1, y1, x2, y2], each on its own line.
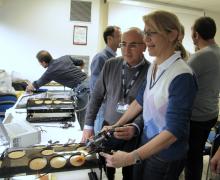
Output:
[133, 0, 220, 13]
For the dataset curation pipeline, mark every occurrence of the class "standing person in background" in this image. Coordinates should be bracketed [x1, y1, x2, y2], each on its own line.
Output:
[185, 16, 220, 180]
[82, 27, 150, 180]
[90, 26, 121, 133]
[101, 10, 197, 180]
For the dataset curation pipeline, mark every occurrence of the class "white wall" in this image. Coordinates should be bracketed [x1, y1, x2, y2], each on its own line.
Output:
[0, 0, 101, 81]
[206, 11, 220, 44]
[107, 1, 205, 62]
[0, 0, 220, 81]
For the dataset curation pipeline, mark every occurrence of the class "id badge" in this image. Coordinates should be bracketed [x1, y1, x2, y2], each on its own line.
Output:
[116, 102, 129, 114]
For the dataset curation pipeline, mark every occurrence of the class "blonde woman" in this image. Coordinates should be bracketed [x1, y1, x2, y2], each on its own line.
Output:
[101, 10, 197, 180]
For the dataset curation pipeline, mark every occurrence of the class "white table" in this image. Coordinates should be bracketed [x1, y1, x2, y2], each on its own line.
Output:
[0, 92, 105, 180]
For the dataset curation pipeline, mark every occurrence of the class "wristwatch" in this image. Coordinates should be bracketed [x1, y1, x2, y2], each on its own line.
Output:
[132, 150, 142, 164]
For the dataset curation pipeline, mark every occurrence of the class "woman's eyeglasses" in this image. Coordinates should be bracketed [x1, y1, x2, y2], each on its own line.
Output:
[143, 31, 158, 37]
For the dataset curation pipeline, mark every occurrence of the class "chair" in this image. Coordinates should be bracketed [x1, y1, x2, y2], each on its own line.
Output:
[205, 122, 220, 180]
[0, 94, 17, 122]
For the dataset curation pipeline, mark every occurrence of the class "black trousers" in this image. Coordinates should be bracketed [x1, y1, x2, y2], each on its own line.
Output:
[184, 117, 218, 180]
[101, 139, 137, 180]
[102, 161, 133, 180]
[133, 155, 185, 180]
[101, 121, 140, 180]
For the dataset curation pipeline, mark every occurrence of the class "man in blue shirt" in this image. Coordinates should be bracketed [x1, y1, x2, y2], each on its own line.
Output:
[90, 26, 121, 133]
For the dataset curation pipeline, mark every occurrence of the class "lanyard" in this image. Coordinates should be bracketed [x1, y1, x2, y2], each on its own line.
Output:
[122, 62, 143, 99]
[149, 57, 180, 90]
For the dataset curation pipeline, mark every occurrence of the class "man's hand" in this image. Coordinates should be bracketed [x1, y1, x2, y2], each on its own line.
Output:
[100, 150, 134, 168]
[26, 83, 35, 92]
[113, 125, 136, 140]
[81, 129, 94, 143]
[211, 147, 220, 174]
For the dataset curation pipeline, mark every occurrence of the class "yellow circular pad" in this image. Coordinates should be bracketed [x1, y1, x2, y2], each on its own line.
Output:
[8, 150, 25, 159]
[69, 155, 85, 167]
[41, 149, 54, 156]
[29, 158, 47, 170]
[50, 156, 66, 169]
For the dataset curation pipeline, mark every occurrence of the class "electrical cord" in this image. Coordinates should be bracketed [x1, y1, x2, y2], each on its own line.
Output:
[34, 122, 74, 129]
[73, 92, 90, 113]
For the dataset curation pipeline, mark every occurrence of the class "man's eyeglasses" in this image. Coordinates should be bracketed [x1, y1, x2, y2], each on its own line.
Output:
[119, 42, 145, 49]
[143, 31, 158, 37]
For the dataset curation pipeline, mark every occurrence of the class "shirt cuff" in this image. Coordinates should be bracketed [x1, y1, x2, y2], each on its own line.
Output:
[130, 123, 140, 135]
[83, 125, 94, 130]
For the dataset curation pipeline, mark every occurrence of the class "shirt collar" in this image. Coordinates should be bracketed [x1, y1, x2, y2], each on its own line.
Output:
[125, 57, 146, 69]
[106, 46, 117, 57]
[156, 51, 181, 71]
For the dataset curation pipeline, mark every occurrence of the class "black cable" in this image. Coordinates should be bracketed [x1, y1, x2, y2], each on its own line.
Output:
[99, 156, 103, 180]
[88, 169, 98, 180]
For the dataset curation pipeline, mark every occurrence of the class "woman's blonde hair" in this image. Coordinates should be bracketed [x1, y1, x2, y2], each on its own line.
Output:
[143, 10, 181, 44]
[176, 41, 188, 60]
[143, 10, 188, 59]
